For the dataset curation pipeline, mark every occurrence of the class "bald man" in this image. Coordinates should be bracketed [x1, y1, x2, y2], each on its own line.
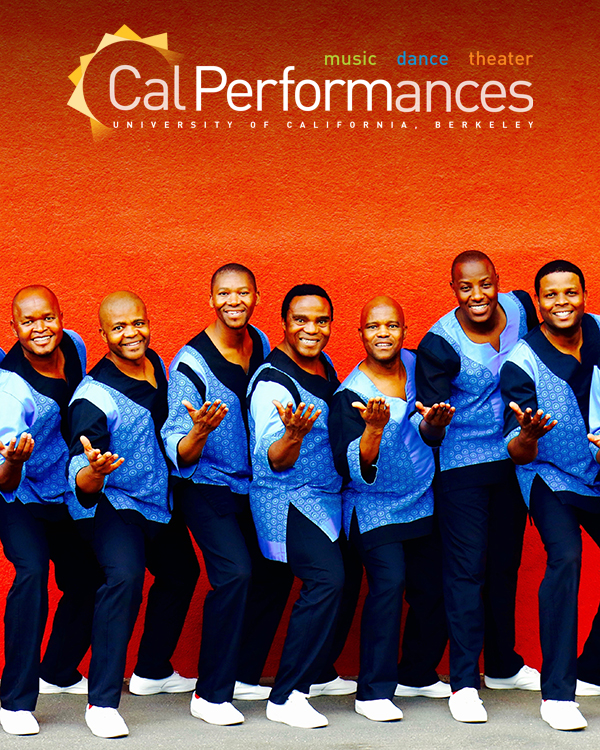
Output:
[66, 291, 199, 739]
[329, 296, 453, 722]
[0, 287, 100, 736]
[416, 252, 539, 722]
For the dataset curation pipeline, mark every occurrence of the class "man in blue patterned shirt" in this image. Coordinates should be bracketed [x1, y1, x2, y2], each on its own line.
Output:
[329, 295, 454, 722]
[161, 264, 292, 727]
[416, 251, 540, 723]
[67, 291, 199, 739]
[0, 286, 100, 737]
[247, 284, 345, 729]
[501, 259, 600, 731]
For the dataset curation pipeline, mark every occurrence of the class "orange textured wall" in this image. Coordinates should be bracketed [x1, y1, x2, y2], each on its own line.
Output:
[1, 0, 600, 679]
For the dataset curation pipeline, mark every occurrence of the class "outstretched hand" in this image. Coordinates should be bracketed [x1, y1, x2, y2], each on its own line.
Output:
[588, 433, 600, 463]
[80, 435, 124, 476]
[183, 399, 229, 436]
[509, 402, 557, 442]
[273, 400, 322, 441]
[352, 397, 390, 431]
[0, 433, 35, 464]
[415, 401, 455, 427]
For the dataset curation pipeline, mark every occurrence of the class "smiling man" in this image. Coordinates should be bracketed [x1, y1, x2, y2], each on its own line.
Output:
[501, 260, 600, 731]
[0, 286, 100, 737]
[329, 296, 453, 723]
[247, 284, 345, 729]
[161, 264, 292, 727]
[415, 251, 540, 723]
[67, 291, 199, 739]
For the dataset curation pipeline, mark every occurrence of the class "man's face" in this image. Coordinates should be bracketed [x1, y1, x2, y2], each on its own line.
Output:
[537, 271, 586, 334]
[11, 289, 64, 358]
[359, 302, 406, 363]
[282, 295, 332, 359]
[100, 298, 150, 362]
[210, 271, 259, 330]
[451, 259, 499, 325]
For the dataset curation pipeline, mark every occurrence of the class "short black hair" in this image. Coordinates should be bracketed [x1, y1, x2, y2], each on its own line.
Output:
[451, 251, 496, 281]
[211, 263, 257, 291]
[281, 284, 333, 320]
[534, 260, 586, 296]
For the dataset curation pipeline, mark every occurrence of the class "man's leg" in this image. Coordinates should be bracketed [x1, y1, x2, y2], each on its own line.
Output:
[179, 484, 254, 704]
[355, 537, 405, 701]
[40, 511, 102, 688]
[313, 528, 363, 686]
[88, 501, 147, 709]
[236, 502, 295, 686]
[436, 483, 488, 690]
[0, 498, 49, 711]
[269, 505, 345, 704]
[483, 471, 527, 679]
[133, 507, 199, 681]
[397, 527, 448, 689]
[574, 508, 600, 686]
[529, 478, 581, 700]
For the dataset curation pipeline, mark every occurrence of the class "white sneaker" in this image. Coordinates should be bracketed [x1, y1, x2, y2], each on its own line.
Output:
[233, 681, 272, 700]
[484, 665, 540, 691]
[448, 688, 488, 723]
[355, 698, 403, 722]
[190, 693, 244, 725]
[0, 708, 39, 736]
[309, 676, 357, 697]
[540, 700, 587, 731]
[266, 690, 328, 728]
[85, 705, 129, 738]
[576, 679, 600, 696]
[129, 671, 196, 695]
[395, 680, 451, 698]
[39, 676, 88, 695]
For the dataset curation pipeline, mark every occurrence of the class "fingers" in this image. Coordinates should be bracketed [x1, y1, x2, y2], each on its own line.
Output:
[415, 400, 427, 416]
[80, 435, 93, 451]
[182, 399, 198, 417]
[509, 401, 524, 417]
[351, 401, 367, 413]
[588, 433, 600, 447]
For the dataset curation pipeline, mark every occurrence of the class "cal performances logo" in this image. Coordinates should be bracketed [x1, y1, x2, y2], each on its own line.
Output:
[67, 25, 181, 140]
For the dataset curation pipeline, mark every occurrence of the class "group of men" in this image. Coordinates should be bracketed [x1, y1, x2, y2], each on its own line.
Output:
[1, 254, 600, 738]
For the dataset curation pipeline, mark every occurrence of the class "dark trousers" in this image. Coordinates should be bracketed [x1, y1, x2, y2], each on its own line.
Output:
[269, 504, 345, 705]
[529, 477, 600, 700]
[352, 516, 447, 700]
[179, 483, 293, 703]
[87, 500, 199, 708]
[0, 497, 101, 711]
[314, 528, 364, 684]
[437, 472, 526, 690]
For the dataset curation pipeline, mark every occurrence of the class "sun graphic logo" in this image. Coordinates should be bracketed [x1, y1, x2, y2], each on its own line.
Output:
[68, 25, 182, 141]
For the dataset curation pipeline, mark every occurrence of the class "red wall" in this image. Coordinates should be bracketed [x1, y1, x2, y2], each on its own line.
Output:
[2, 0, 600, 678]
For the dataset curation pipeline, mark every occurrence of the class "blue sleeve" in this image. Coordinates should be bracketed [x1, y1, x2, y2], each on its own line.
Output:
[415, 332, 461, 406]
[65, 330, 87, 373]
[161, 363, 208, 476]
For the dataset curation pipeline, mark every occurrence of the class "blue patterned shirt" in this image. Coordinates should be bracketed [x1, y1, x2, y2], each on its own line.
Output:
[247, 348, 342, 562]
[161, 326, 269, 503]
[416, 291, 537, 479]
[0, 331, 85, 505]
[329, 350, 435, 543]
[501, 314, 600, 510]
[67, 350, 171, 523]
